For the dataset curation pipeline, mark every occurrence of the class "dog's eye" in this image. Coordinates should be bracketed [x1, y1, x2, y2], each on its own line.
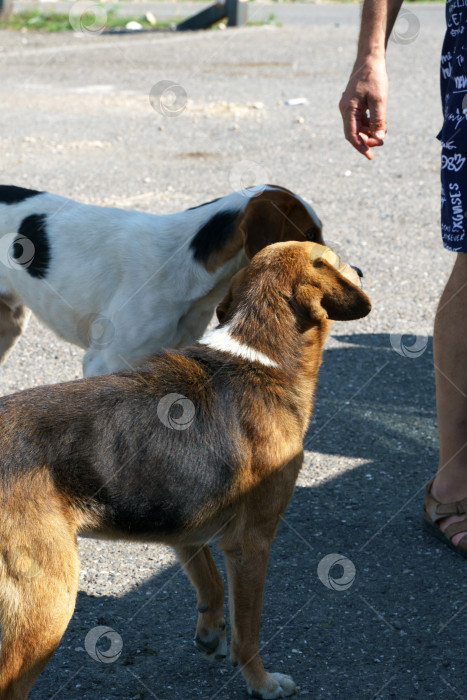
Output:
[305, 228, 318, 242]
[351, 266, 363, 278]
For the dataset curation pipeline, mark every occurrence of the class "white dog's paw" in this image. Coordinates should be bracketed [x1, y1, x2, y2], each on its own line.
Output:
[194, 627, 227, 662]
[248, 672, 296, 699]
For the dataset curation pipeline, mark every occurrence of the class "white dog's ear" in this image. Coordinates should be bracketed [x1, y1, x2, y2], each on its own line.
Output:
[294, 259, 371, 325]
[216, 267, 249, 323]
[240, 188, 323, 259]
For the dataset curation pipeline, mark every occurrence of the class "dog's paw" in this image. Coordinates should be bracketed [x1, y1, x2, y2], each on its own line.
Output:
[248, 672, 296, 699]
[194, 627, 227, 662]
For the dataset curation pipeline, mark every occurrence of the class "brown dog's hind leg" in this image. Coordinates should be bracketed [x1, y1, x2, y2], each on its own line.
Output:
[176, 545, 227, 662]
[0, 299, 30, 364]
[0, 482, 80, 699]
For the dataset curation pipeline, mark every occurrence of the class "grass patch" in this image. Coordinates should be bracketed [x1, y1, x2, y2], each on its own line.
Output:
[247, 12, 282, 26]
[0, 7, 173, 32]
[0, 6, 282, 32]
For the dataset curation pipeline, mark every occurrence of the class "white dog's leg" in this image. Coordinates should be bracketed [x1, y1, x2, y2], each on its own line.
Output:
[82, 348, 112, 378]
[0, 299, 30, 364]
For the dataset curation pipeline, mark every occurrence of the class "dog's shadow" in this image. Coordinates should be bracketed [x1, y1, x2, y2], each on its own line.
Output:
[31, 334, 466, 699]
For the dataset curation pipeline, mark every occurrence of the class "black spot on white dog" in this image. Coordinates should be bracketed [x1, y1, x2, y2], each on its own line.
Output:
[190, 211, 239, 264]
[14, 214, 50, 279]
[0, 185, 43, 205]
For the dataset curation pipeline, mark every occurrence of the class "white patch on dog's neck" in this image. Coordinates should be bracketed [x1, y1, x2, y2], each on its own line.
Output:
[199, 323, 278, 368]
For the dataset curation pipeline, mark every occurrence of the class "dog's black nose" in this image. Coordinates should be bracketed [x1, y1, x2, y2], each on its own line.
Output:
[351, 265, 363, 278]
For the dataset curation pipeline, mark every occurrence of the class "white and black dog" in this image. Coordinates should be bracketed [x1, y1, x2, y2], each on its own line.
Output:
[0, 184, 322, 376]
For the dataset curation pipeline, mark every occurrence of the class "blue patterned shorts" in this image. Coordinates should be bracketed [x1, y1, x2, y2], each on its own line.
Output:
[441, 146, 467, 252]
[438, 0, 467, 252]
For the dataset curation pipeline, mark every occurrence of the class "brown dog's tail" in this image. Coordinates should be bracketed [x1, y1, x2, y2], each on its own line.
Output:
[0, 470, 80, 699]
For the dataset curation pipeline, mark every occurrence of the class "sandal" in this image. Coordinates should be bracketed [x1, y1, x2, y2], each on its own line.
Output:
[423, 478, 467, 559]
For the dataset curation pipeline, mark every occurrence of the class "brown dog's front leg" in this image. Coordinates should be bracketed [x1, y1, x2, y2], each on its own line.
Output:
[175, 545, 227, 662]
[222, 543, 296, 699]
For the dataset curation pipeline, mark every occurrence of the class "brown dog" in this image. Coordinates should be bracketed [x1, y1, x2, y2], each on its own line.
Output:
[0, 241, 371, 699]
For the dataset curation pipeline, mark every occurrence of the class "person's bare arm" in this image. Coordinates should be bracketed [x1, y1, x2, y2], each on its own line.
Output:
[339, 0, 404, 160]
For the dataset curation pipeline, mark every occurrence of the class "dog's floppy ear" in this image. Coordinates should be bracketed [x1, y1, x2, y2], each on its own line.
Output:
[294, 259, 371, 325]
[216, 267, 249, 323]
[240, 188, 322, 259]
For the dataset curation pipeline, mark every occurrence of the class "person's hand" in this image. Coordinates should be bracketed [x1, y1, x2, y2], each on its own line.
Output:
[339, 56, 388, 160]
